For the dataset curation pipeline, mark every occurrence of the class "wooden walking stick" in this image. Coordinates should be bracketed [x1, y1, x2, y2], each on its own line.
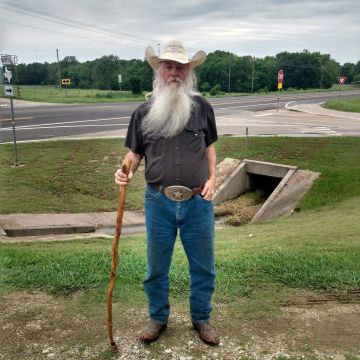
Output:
[107, 158, 132, 352]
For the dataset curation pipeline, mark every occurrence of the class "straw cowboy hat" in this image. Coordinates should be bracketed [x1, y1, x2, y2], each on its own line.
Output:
[145, 40, 206, 70]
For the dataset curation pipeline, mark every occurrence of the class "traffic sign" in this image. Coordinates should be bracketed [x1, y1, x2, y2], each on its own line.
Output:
[1, 54, 13, 65]
[338, 76, 346, 85]
[118, 74, 122, 83]
[61, 78, 71, 85]
[5, 85, 13, 97]
[277, 69, 284, 83]
[2, 65, 12, 84]
[278, 83, 283, 90]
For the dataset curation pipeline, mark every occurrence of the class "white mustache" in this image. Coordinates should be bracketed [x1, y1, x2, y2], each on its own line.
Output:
[167, 77, 182, 84]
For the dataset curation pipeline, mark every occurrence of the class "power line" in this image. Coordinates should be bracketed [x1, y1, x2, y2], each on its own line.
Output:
[0, 18, 145, 52]
[0, 1, 204, 54]
[0, 1, 159, 46]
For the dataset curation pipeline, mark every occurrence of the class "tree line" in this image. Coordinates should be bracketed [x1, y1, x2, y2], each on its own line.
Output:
[11, 50, 360, 94]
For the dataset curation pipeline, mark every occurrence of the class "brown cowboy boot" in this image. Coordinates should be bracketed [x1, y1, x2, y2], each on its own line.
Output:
[192, 321, 219, 346]
[140, 320, 167, 343]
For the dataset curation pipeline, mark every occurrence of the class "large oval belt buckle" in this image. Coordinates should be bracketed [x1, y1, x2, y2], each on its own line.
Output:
[164, 186, 193, 202]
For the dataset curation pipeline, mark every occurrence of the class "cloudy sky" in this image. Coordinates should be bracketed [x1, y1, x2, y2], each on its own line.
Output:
[1, 0, 359, 65]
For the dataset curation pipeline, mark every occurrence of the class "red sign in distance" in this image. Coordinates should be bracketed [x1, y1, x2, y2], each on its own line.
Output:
[278, 69, 284, 83]
[338, 76, 346, 85]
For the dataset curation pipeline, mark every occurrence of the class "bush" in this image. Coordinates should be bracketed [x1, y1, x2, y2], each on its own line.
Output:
[95, 92, 113, 98]
[209, 84, 222, 96]
[128, 77, 142, 95]
[200, 82, 211, 92]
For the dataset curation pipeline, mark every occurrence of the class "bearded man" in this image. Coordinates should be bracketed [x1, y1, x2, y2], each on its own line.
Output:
[115, 41, 219, 346]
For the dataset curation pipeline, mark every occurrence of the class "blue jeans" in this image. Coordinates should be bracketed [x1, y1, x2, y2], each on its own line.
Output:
[144, 185, 215, 324]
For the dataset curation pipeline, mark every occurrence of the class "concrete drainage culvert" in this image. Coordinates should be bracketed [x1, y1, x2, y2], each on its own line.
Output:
[213, 158, 320, 225]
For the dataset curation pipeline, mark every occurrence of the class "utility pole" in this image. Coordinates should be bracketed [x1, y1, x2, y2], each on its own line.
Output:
[251, 57, 255, 93]
[1, 54, 20, 166]
[228, 54, 232, 93]
[56, 49, 61, 89]
[320, 65, 324, 88]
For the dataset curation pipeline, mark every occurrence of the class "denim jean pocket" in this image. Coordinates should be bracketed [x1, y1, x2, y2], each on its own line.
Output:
[145, 185, 161, 201]
[196, 194, 213, 204]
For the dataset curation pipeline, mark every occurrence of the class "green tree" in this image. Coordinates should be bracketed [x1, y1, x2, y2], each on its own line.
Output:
[340, 62, 356, 83]
[276, 50, 322, 90]
[197, 51, 230, 92]
[128, 77, 142, 95]
[91, 55, 120, 90]
[318, 54, 340, 88]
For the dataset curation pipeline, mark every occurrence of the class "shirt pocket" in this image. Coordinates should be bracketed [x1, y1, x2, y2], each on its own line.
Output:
[144, 134, 167, 155]
[184, 128, 205, 153]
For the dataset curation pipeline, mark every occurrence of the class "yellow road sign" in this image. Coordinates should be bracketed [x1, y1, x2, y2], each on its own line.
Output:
[61, 78, 71, 85]
[278, 83, 283, 90]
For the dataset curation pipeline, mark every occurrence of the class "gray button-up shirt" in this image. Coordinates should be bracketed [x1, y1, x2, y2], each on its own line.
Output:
[125, 96, 218, 188]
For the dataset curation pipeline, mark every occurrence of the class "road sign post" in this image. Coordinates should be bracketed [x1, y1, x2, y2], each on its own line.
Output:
[1, 54, 20, 166]
[61, 79, 71, 97]
[277, 70, 284, 111]
[338, 76, 346, 97]
[118, 74, 122, 91]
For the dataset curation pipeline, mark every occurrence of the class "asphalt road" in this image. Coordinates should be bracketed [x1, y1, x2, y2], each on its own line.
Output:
[1, 90, 360, 143]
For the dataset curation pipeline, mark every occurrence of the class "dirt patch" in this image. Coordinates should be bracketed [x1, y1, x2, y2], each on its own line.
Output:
[0, 290, 359, 360]
[214, 191, 264, 226]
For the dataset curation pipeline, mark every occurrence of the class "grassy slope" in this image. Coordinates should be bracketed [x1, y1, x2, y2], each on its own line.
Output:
[325, 97, 360, 113]
[1, 137, 360, 213]
[0, 196, 359, 300]
[1, 84, 358, 103]
[0, 85, 146, 103]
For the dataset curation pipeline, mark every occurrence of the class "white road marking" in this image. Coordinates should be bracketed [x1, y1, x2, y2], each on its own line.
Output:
[0, 123, 128, 132]
[217, 123, 304, 127]
[253, 113, 273, 117]
[218, 102, 284, 110]
[0, 116, 129, 131]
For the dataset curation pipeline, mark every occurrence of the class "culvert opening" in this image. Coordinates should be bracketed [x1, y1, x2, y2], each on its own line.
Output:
[214, 173, 282, 226]
[247, 173, 282, 198]
[213, 159, 320, 225]
[214, 190, 265, 226]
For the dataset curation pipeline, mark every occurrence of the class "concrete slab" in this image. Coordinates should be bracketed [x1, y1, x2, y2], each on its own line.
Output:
[213, 158, 320, 223]
[287, 102, 360, 121]
[0, 211, 145, 238]
[251, 169, 320, 222]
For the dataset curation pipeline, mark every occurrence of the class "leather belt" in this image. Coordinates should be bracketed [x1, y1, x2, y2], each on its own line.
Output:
[152, 184, 202, 202]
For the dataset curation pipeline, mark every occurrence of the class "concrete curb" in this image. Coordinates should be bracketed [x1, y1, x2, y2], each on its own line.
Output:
[285, 102, 360, 120]
[0, 211, 146, 241]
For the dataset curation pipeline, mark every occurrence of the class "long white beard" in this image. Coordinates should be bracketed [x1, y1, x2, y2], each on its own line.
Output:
[142, 71, 199, 138]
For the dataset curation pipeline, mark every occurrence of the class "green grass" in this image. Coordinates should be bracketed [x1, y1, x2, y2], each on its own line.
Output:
[1, 84, 358, 103]
[0, 85, 146, 103]
[205, 84, 359, 98]
[0, 139, 145, 213]
[1, 137, 360, 213]
[0, 196, 359, 300]
[324, 97, 360, 113]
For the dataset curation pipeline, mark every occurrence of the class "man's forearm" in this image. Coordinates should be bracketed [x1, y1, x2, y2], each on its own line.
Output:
[205, 145, 217, 180]
[124, 150, 142, 173]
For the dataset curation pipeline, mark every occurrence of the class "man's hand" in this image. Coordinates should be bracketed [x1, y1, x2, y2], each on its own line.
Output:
[114, 168, 133, 186]
[114, 151, 142, 186]
[202, 144, 217, 200]
[201, 177, 216, 201]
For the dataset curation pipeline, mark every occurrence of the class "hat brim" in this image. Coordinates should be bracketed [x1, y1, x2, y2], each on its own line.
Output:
[145, 46, 206, 70]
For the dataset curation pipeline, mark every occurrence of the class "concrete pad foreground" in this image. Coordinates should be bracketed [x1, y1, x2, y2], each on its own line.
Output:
[0, 211, 145, 242]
